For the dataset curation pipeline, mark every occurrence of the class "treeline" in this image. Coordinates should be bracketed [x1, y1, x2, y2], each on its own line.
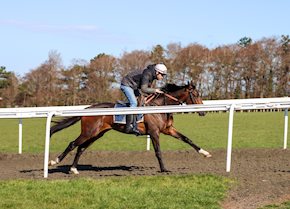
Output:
[0, 36, 289, 107]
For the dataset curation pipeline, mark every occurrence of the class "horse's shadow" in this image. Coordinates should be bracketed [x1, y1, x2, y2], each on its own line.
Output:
[49, 164, 144, 174]
[20, 164, 149, 175]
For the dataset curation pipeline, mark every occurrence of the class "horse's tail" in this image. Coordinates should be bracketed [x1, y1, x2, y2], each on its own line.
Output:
[50, 116, 81, 137]
[50, 102, 114, 137]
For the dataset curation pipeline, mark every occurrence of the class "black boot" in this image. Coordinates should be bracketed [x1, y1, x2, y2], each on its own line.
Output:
[125, 115, 141, 136]
[132, 115, 141, 136]
[125, 114, 133, 133]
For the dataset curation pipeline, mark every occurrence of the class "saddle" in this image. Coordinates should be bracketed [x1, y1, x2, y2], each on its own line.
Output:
[113, 101, 144, 124]
[113, 93, 156, 124]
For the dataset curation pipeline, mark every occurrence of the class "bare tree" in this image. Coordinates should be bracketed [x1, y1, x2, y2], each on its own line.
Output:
[165, 43, 182, 83]
[277, 35, 290, 96]
[119, 50, 151, 78]
[173, 44, 209, 87]
[16, 51, 63, 106]
[84, 53, 117, 103]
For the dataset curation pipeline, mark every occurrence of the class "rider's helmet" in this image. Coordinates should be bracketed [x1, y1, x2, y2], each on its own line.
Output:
[155, 63, 167, 75]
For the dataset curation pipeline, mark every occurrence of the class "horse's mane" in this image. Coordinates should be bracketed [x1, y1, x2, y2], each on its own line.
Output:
[161, 83, 189, 93]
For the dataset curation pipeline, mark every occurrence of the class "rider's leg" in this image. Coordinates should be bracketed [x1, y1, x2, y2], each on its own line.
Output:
[132, 114, 141, 136]
[125, 114, 133, 133]
[120, 85, 140, 135]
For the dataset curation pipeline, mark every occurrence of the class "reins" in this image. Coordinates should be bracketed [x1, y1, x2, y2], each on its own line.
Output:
[144, 94, 156, 104]
[164, 93, 182, 104]
[144, 92, 183, 105]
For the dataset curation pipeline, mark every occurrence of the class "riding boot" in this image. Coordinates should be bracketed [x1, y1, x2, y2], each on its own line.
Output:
[132, 115, 141, 136]
[125, 114, 133, 133]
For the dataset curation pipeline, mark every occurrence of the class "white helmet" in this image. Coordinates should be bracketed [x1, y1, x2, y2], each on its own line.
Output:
[155, 63, 167, 75]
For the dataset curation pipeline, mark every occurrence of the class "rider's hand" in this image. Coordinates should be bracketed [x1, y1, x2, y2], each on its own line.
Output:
[155, 89, 164, 94]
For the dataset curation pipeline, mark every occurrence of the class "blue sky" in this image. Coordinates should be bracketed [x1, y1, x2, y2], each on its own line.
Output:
[1, 0, 290, 76]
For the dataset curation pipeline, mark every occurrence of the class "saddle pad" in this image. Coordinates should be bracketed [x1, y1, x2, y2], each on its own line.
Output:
[113, 103, 144, 124]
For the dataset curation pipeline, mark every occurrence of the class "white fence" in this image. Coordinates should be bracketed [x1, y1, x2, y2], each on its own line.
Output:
[0, 97, 289, 178]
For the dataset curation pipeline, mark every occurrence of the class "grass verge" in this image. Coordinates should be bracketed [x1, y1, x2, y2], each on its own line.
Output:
[0, 175, 231, 209]
[259, 201, 290, 209]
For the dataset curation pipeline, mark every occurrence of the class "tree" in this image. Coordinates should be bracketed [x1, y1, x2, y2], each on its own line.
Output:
[0, 66, 11, 89]
[16, 51, 63, 106]
[277, 35, 290, 96]
[119, 50, 151, 78]
[84, 53, 117, 103]
[165, 43, 182, 83]
[59, 62, 87, 105]
[173, 44, 209, 90]
[150, 44, 166, 64]
[0, 66, 19, 107]
[238, 37, 253, 48]
[281, 35, 290, 53]
[208, 45, 238, 99]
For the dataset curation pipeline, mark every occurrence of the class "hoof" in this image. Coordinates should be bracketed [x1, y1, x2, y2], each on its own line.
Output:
[48, 159, 58, 166]
[161, 169, 171, 173]
[70, 167, 79, 175]
[205, 154, 212, 158]
[199, 149, 212, 158]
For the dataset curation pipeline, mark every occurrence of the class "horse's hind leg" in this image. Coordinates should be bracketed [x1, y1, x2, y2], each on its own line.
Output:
[165, 127, 212, 158]
[69, 139, 94, 174]
[48, 134, 88, 166]
[70, 130, 108, 174]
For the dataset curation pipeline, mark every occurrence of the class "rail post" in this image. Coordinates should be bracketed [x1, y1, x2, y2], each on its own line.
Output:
[44, 112, 55, 178]
[284, 108, 288, 149]
[18, 118, 22, 154]
[226, 104, 235, 172]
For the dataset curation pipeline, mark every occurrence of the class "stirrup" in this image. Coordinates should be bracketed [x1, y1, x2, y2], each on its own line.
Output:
[132, 127, 141, 136]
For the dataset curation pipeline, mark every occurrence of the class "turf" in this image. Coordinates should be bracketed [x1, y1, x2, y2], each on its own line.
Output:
[0, 175, 231, 209]
[0, 111, 288, 153]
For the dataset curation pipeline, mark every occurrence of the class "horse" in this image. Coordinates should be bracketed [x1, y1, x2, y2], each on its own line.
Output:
[49, 81, 212, 174]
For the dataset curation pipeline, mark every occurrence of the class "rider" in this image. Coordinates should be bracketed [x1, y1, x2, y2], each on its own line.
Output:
[120, 63, 168, 135]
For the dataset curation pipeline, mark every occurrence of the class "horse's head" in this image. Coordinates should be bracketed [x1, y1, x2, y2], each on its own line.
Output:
[184, 81, 205, 116]
[161, 81, 205, 116]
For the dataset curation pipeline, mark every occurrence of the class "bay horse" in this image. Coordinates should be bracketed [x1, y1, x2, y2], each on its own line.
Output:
[49, 81, 212, 174]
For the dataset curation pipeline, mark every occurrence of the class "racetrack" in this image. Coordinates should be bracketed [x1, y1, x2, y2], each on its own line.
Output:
[0, 148, 289, 209]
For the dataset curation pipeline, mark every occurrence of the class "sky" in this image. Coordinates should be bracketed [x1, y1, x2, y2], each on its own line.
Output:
[1, 0, 290, 76]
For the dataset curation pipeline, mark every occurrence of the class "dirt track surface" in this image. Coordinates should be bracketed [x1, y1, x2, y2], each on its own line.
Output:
[0, 148, 289, 209]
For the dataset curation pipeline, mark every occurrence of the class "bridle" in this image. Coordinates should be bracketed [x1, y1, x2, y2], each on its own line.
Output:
[188, 88, 199, 104]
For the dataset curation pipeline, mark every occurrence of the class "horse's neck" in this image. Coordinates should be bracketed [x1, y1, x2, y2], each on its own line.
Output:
[149, 92, 181, 106]
[88, 102, 115, 109]
[164, 92, 181, 105]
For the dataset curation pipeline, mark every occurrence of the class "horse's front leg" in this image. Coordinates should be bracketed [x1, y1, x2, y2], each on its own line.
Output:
[164, 127, 212, 158]
[149, 130, 169, 172]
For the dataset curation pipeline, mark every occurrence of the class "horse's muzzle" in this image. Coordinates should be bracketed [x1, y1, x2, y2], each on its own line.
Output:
[198, 111, 206, 116]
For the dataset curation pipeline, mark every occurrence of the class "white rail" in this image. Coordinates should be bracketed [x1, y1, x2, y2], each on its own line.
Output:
[0, 97, 289, 178]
